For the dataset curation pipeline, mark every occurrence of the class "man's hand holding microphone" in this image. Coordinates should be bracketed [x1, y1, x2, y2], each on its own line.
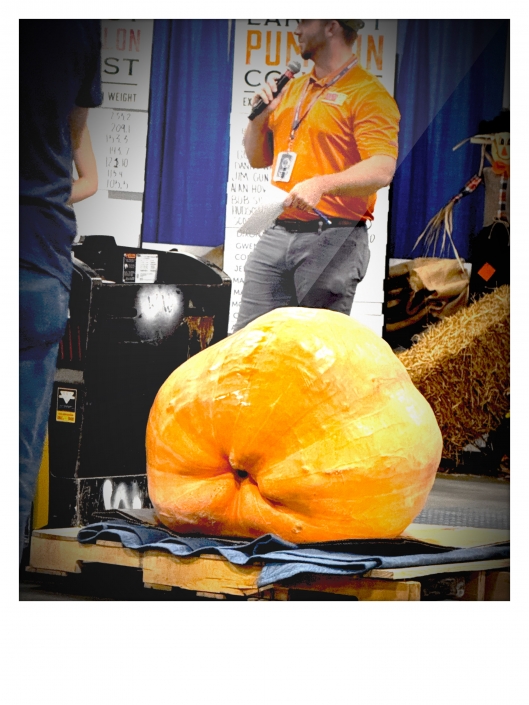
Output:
[248, 61, 301, 120]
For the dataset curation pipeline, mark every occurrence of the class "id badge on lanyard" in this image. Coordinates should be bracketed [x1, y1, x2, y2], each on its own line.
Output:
[273, 151, 297, 182]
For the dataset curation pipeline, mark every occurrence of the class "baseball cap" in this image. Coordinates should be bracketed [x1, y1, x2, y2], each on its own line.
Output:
[338, 20, 365, 31]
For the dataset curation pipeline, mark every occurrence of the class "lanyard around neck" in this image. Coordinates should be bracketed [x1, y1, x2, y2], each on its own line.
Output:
[288, 55, 358, 146]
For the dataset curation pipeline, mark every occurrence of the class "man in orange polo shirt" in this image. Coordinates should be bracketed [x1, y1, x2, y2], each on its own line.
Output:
[233, 19, 400, 332]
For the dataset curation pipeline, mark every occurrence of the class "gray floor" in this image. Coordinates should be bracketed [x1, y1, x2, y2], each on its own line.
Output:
[415, 474, 510, 529]
[19, 474, 510, 601]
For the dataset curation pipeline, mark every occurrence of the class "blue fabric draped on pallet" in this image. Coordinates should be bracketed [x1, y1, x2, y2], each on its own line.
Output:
[142, 20, 235, 247]
[389, 19, 508, 260]
[77, 521, 509, 588]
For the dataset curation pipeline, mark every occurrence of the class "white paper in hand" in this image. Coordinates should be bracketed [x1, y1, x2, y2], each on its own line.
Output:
[237, 184, 288, 235]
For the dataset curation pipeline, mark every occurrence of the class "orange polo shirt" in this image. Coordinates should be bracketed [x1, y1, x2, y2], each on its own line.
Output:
[267, 57, 400, 222]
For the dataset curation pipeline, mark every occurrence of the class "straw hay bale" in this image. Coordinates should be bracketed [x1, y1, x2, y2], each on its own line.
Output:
[397, 285, 510, 461]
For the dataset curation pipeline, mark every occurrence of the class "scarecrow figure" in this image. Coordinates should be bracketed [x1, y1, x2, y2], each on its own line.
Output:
[414, 110, 510, 300]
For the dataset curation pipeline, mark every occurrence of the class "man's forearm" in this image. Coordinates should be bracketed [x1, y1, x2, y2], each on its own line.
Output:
[69, 175, 98, 205]
[68, 107, 98, 205]
[320, 155, 396, 197]
[243, 115, 274, 168]
[284, 155, 397, 211]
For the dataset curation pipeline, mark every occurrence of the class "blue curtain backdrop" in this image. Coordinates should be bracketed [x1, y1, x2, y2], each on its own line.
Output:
[142, 19, 508, 258]
[390, 19, 508, 260]
[142, 20, 234, 247]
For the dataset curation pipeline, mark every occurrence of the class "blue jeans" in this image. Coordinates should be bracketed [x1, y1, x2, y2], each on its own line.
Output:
[19, 266, 70, 561]
[233, 222, 370, 332]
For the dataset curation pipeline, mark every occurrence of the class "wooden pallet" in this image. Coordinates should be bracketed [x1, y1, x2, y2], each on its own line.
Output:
[27, 526, 510, 601]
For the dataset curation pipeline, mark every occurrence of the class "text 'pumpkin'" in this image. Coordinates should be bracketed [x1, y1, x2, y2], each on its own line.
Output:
[146, 308, 442, 542]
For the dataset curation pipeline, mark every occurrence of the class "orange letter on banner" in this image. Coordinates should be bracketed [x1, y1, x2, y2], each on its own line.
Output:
[117, 28, 126, 51]
[367, 35, 384, 71]
[102, 26, 110, 50]
[356, 34, 363, 66]
[246, 30, 262, 64]
[265, 31, 281, 66]
[286, 32, 301, 65]
[129, 29, 141, 51]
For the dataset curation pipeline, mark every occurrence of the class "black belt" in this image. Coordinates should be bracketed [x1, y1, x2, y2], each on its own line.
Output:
[275, 218, 364, 233]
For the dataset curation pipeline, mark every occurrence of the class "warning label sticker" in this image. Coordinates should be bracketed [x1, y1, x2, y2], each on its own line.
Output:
[135, 254, 158, 283]
[123, 253, 158, 283]
[57, 388, 77, 423]
[123, 253, 137, 283]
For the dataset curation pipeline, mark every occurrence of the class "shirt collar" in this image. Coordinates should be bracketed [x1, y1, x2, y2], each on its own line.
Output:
[308, 54, 358, 87]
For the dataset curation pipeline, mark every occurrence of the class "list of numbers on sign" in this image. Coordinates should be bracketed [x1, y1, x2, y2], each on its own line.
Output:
[105, 111, 132, 189]
[89, 108, 148, 192]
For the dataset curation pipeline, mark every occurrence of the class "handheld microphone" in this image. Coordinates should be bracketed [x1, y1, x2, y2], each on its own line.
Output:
[248, 61, 301, 121]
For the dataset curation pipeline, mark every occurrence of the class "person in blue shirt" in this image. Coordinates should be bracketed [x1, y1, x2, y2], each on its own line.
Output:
[19, 20, 103, 561]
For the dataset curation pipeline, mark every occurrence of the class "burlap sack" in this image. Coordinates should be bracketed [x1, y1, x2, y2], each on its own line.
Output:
[385, 257, 469, 334]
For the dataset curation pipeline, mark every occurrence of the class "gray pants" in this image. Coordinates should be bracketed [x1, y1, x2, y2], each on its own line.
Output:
[233, 221, 370, 332]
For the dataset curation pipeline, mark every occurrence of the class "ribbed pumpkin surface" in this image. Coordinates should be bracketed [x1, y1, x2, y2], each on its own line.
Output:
[146, 308, 442, 542]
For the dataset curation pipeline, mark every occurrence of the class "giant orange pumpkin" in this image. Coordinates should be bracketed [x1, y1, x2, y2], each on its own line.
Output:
[146, 308, 442, 542]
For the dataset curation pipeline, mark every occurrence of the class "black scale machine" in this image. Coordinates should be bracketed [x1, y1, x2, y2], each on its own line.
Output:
[44, 236, 231, 528]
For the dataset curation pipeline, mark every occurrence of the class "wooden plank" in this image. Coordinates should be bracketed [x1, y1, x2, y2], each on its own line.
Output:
[196, 591, 228, 600]
[403, 524, 510, 549]
[408, 581, 422, 601]
[142, 551, 261, 597]
[485, 571, 510, 601]
[26, 566, 69, 577]
[144, 582, 173, 591]
[247, 589, 274, 601]
[271, 587, 290, 601]
[29, 530, 142, 574]
[368, 558, 509, 580]
[247, 594, 272, 601]
[460, 571, 487, 601]
[281, 575, 421, 601]
[32, 527, 81, 541]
